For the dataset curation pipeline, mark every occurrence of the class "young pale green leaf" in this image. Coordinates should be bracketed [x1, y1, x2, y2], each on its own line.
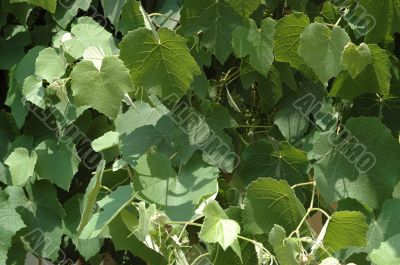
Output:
[313, 117, 400, 209]
[119, 28, 200, 100]
[268, 225, 301, 265]
[133, 202, 157, 241]
[232, 18, 276, 75]
[323, 211, 368, 253]
[62, 17, 118, 59]
[22, 75, 46, 109]
[180, 0, 244, 63]
[370, 234, 400, 265]
[299, 23, 350, 83]
[331, 45, 392, 100]
[78, 160, 105, 233]
[134, 152, 219, 221]
[341, 43, 372, 79]
[34, 140, 80, 191]
[243, 178, 306, 235]
[91, 131, 120, 152]
[80, 184, 134, 239]
[238, 140, 309, 186]
[71, 56, 134, 119]
[199, 201, 241, 250]
[4, 147, 37, 186]
[35, 47, 66, 81]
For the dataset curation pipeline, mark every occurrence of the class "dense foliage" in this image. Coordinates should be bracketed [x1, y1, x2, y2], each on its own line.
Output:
[1, 0, 400, 264]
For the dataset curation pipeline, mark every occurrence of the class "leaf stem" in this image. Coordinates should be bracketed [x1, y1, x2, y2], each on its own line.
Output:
[190, 252, 210, 265]
[148, 13, 180, 23]
[291, 181, 315, 189]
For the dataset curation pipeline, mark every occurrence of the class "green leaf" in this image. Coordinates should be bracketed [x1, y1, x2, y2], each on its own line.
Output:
[359, 0, 400, 43]
[268, 225, 301, 265]
[331, 45, 392, 100]
[227, 0, 264, 17]
[34, 140, 80, 191]
[80, 184, 134, 239]
[274, 13, 311, 74]
[78, 160, 105, 233]
[62, 17, 118, 60]
[232, 18, 276, 75]
[134, 152, 219, 221]
[35, 47, 66, 81]
[101, 0, 125, 27]
[71, 56, 134, 119]
[298, 23, 350, 83]
[22, 75, 46, 109]
[63, 195, 101, 260]
[17, 181, 65, 260]
[243, 178, 306, 235]
[22, 0, 57, 13]
[199, 201, 241, 250]
[313, 117, 400, 209]
[109, 213, 167, 265]
[323, 211, 368, 253]
[0, 189, 26, 264]
[91, 131, 120, 152]
[341, 43, 372, 79]
[119, 0, 145, 35]
[370, 234, 400, 265]
[119, 28, 200, 99]
[180, 0, 244, 63]
[238, 140, 309, 186]
[4, 148, 37, 186]
[54, 0, 91, 28]
[133, 202, 157, 241]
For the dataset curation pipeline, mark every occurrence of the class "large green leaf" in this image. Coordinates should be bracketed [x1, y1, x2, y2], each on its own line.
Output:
[71, 56, 134, 119]
[119, 28, 200, 99]
[274, 13, 310, 72]
[227, 0, 263, 17]
[323, 211, 368, 253]
[238, 140, 309, 186]
[243, 178, 306, 235]
[331, 45, 392, 100]
[17, 181, 65, 260]
[118, 0, 145, 35]
[0, 189, 26, 264]
[298, 23, 350, 83]
[35, 47, 66, 82]
[199, 201, 241, 250]
[180, 0, 244, 63]
[313, 117, 400, 209]
[232, 18, 276, 75]
[134, 152, 219, 221]
[80, 184, 134, 239]
[34, 140, 80, 191]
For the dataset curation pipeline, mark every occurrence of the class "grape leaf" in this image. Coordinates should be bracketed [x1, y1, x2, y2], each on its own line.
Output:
[34, 140, 80, 191]
[331, 44, 392, 100]
[232, 18, 276, 75]
[243, 178, 306, 235]
[227, 0, 264, 17]
[199, 201, 241, 251]
[118, 0, 145, 35]
[313, 117, 400, 209]
[54, 0, 91, 28]
[180, 0, 244, 63]
[238, 140, 309, 186]
[134, 152, 219, 221]
[299, 23, 350, 83]
[268, 225, 301, 265]
[21, 0, 57, 13]
[71, 56, 134, 119]
[370, 234, 400, 265]
[4, 147, 37, 186]
[80, 184, 134, 239]
[35, 47, 66, 82]
[341, 43, 372, 79]
[323, 211, 368, 253]
[119, 28, 200, 99]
